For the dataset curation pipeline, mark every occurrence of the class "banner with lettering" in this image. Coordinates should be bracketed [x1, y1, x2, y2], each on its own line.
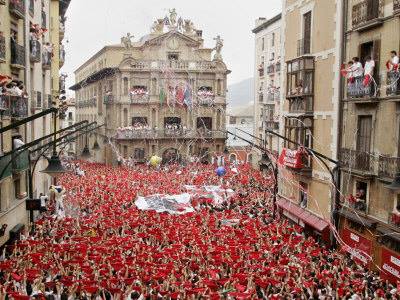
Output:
[278, 148, 305, 169]
[381, 248, 400, 283]
[341, 228, 372, 266]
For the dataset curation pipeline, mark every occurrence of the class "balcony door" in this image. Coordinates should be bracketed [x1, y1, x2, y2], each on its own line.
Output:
[303, 11, 312, 54]
[356, 116, 372, 170]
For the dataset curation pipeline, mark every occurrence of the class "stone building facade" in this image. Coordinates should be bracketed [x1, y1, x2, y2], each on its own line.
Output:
[253, 14, 282, 161]
[338, 0, 400, 280]
[0, 0, 71, 247]
[277, 0, 343, 245]
[72, 11, 230, 164]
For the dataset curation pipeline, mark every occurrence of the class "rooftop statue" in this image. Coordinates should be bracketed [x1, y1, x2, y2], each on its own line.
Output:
[213, 35, 224, 61]
[121, 32, 134, 49]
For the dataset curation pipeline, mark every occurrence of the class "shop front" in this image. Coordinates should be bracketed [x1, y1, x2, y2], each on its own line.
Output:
[341, 227, 373, 266]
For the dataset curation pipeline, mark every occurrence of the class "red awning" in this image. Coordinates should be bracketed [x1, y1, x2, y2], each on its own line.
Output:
[276, 198, 329, 232]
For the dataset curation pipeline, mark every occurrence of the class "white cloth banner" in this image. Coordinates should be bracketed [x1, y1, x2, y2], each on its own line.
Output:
[184, 185, 235, 206]
[135, 193, 194, 214]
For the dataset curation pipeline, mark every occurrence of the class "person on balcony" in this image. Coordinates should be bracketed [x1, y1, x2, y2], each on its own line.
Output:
[363, 56, 375, 86]
[354, 189, 366, 211]
[387, 50, 399, 72]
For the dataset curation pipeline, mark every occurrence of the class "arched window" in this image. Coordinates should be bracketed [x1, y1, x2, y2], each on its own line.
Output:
[229, 153, 237, 163]
[123, 108, 128, 127]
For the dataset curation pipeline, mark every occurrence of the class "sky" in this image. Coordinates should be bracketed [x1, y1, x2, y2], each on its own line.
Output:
[62, 0, 282, 95]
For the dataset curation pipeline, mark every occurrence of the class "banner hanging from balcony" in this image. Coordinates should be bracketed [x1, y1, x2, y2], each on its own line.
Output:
[278, 148, 306, 169]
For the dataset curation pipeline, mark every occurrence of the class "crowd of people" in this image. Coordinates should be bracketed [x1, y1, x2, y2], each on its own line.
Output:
[115, 125, 153, 139]
[0, 161, 399, 299]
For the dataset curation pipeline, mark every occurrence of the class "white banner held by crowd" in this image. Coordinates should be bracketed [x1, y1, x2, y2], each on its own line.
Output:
[135, 193, 194, 214]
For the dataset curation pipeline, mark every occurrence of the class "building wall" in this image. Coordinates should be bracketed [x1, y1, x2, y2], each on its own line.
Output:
[253, 15, 282, 165]
[280, 0, 341, 222]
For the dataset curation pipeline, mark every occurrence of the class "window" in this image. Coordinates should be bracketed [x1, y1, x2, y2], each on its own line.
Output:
[356, 116, 372, 153]
[303, 11, 312, 54]
[168, 53, 179, 61]
[151, 145, 156, 155]
[134, 148, 145, 160]
[270, 52, 275, 61]
[197, 117, 212, 130]
[123, 146, 128, 158]
[132, 117, 147, 126]
[230, 116, 237, 124]
[68, 112, 73, 120]
[261, 37, 265, 51]
[395, 194, 400, 213]
[123, 108, 128, 127]
[299, 182, 308, 208]
[229, 153, 237, 163]
[354, 181, 368, 212]
[271, 33, 275, 47]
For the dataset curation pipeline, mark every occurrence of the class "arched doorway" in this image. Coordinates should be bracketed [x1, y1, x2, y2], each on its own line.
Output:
[162, 148, 180, 164]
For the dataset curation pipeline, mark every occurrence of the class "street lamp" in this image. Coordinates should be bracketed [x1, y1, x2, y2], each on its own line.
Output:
[40, 154, 68, 177]
[92, 139, 100, 151]
[81, 145, 92, 158]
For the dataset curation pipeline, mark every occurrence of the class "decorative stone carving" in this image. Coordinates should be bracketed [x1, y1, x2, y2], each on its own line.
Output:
[121, 33, 134, 49]
[213, 35, 223, 61]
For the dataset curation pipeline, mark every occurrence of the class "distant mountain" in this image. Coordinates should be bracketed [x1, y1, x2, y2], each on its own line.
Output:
[227, 78, 254, 108]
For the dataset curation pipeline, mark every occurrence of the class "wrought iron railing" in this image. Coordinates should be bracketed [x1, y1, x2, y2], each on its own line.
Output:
[29, 39, 41, 63]
[378, 155, 400, 179]
[340, 148, 374, 173]
[348, 199, 367, 213]
[259, 67, 264, 77]
[114, 129, 226, 140]
[36, 91, 42, 108]
[0, 35, 5, 61]
[267, 64, 275, 74]
[288, 96, 313, 114]
[386, 71, 400, 96]
[42, 51, 51, 69]
[266, 121, 279, 130]
[11, 43, 25, 66]
[352, 0, 383, 29]
[129, 93, 149, 103]
[0, 94, 10, 116]
[9, 0, 25, 18]
[9, 96, 28, 118]
[47, 94, 52, 108]
[347, 76, 376, 98]
[259, 93, 264, 103]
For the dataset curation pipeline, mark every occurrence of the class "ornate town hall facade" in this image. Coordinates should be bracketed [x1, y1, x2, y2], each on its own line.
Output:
[71, 10, 230, 164]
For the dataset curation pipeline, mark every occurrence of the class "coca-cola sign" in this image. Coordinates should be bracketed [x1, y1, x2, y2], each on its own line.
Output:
[278, 148, 306, 169]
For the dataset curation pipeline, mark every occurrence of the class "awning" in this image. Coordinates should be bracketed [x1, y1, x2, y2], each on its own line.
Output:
[69, 68, 118, 91]
[338, 209, 376, 228]
[376, 225, 400, 243]
[276, 198, 329, 232]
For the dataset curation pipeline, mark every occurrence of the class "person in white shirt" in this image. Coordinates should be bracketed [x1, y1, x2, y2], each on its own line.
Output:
[352, 57, 364, 78]
[39, 193, 48, 212]
[364, 56, 375, 77]
[388, 50, 399, 71]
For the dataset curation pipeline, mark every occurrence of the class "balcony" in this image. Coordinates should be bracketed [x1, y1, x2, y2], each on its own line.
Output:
[267, 64, 275, 74]
[288, 96, 313, 115]
[258, 93, 264, 103]
[267, 92, 274, 102]
[286, 56, 314, 99]
[348, 198, 367, 213]
[0, 35, 5, 62]
[47, 95, 52, 108]
[378, 155, 400, 179]
[9, 0, 25, 19]
[29, 39, 41, 63]
[340, 148, 374, 174]
[0, 154, 12, 181]
[0, 94, 10, 116]
[130, 93, 149, 103]
[395, 0, 400, 14]
[11, 43, 25, 68]
[12, 150, 29, 173]
[103, 94, 114, 105]
[346, 76, 377, 101]
[114, 129, 226, 141]
[42, 51, 51, 69]
[297, 38, 311, 57]
[10, 96, 28, 118]
[386, 71, 400, 96]
[352, 0, 383, 31]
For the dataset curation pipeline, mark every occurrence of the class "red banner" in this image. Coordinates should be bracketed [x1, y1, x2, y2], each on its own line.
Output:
[341, 228, 372, 266]
[278, 148, 304, 169]
[381, 248, 400, 283]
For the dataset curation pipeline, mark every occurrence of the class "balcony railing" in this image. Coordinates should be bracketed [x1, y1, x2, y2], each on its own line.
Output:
[0, 154, 12, 181]
[259, 67, 264, 77]
[288, 96, 313, 114]
[297, 38, 311, 57]
[9, 0, 25, 19]
[386, 71, 400, 96]
[11, 43, 25, 67]
[29, 39, 41, 63]
[47, 94, 52, 108]
[114, 129, 226, 140]
[0, 95, 28, 118]
[198, 96, 215, 106]
[259, 93, 264, 103]
[12, 150, 29, 173]
[267, 92, 274, 102]
[340, 148, 374, 173]
[378, 155, 400, 179]
[104, 94, 113, 104]
[352, 0, 383, 30]
[395, 0, 400, 13]
[348, 199, 367, 213]
[127, 60, 217, 71]
[0, 35, 5, 61]
[347, 76, 376, 99]
[129, 93, 149, 103]
[0, 95, 10, 116]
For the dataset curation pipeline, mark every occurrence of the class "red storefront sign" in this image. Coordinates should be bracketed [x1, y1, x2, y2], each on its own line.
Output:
[278, 148, 305, 169]
[381, 248, 400, 282]
[341, 228, 372, 265]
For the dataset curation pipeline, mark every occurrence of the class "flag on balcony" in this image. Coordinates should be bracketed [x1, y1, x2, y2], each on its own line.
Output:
[159, 87, 166, 106]
[183, 84, 192, 111]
